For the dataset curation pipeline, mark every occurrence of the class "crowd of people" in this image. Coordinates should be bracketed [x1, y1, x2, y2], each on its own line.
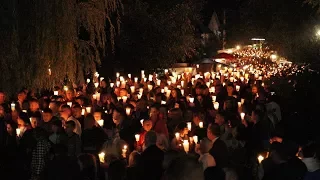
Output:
[0, 57, 319, 180]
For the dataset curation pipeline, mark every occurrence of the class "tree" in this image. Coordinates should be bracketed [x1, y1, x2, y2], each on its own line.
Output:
[118, 0, 202, 71]
[0, 0, 122, 94]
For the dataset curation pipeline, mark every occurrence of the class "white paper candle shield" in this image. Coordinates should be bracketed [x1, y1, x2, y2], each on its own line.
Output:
[181, 89, 184, 96]
[11, 103, 15, 111]
[193, 136, 198, 144]
[116, 72, 120, 78]
[175, 132, 180, 140]
[187, 122, 192, 131]
[199, 122, 203, 128]
[92, 94, 97, 100]
[130, 86, 135, 93]
[148, 85, 153, 91]
[116, 81, 120, 87]
[128, 74, 131, 79]
[16, 128, 21, 136]
[258, 155, 264, 163]
[134, 77, 138, 83]
[161, 101, 166, 105]
[97, 120, 104, 127]
[236, 85, 240, 91]
[110, 83, 114, 88]
[54, 91, 58, 95]
[122, 96, 128, 103]
[135, 134, 140, 142]
[157, 80, 161, 86]
[189, 97, 194, 103]
[81, 109, 85, 115]
[126, 107, 131, 115]
[122, 145, 128, 158]
[94, 82, 99, 88]
[240, 113, 245, 120]
[86, 107, 92, 113]
[214, 102, 219, 110]
[183, 140, 189, 152]
[98, 152, 105, 163]
[212, 96, 216, 102]
[86, 79, 90, 83]
[96, 93, 101, 101]
[100, 77, 104, 82]
[140, 119, 144, 125]
[67, 102, 72, 107]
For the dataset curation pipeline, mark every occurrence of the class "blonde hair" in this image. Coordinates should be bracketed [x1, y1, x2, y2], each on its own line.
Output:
[128, 151, 141, 167]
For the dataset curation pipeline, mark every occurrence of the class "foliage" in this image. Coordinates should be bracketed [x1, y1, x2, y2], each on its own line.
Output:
[0, 0, 122, 94]
[118, 0, 202, 70]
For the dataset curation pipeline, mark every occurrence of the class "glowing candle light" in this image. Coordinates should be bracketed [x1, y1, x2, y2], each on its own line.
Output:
[54, 91, 58, 96]
[175, 132, 180, 140]
[258, 155, 264, 164]
[116, 81, 120, 87]
[128, 74, 131, 79]
[130, 86, 135, 93]
[134, 77, 138, 83]
[199, 122, 203, 128]
[110, 83, 114, 88]
[181, 89, 184, 96]
[148, 85, 153, 91]
[189, 97, 194, 103]
[94, 82, 99, 88]
[81, 109, 85, 115]
[157, 80, 161, 86]
[11, 103, 15, 111]
[240, 113, 245, 120]
[181, 81, 184, 87]
[140, 119, 144, 126]
[135, 134, 140, 142]
[63, 86, 68, 91]
[122, 145, 128, 158]
[212, 96, 216, 102]
[100, 77, 104, 82]
[183, 140, 189, 153]
[92, 94, 97, 100]
[86, 107, 92, 113]
[98, 152, 105, 163]
[214, 102, 219, 110]
[126, 107, 131, 116]
[86, 79, 90, 83]
[97, 120, 104, 127]
[241, 98, 245, 104]
[187, 122, 192, 131]
[193, 136, 198, 144]
[116, 72, 120, 78]
[238, 102, 242, 108]
[96, 93, 101, 101]
[161, 101, 166, 105]
[16, 128, 21, 137]
[236, 85, 240, 92]
[67, 102, 72, 107]
[164, 69, 168, 74]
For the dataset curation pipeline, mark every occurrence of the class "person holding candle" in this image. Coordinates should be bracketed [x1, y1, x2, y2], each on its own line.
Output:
[190, 112, 207, 142]
[136, 119, 153, 151]
[65, 120, 82, 158]
[195, 138, 217, 171]
[72, 104, 85, 129]
[27, 98, 42, 119]
[171, 122, 189, 150]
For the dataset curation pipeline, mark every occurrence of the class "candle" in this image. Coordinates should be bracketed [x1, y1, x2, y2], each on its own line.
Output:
[206, 82, 210, 88]
[193, 136, 198, 144]
[164, 69, 168, 74]
[149, 74, 153, 82]
[135, 134, 140, 142]
[116, 72, 120, 78]
[81, 109, 85, 115]
[92, 94, 97, 99]
[175, 133, 180, 140]
[67, 102, 72, 107]
[128, 74, 131, 79]
[157, 80, 161, 86]
[86, 79, 90, 83]
[181, 89, 184, 96]
[22, 110, 27, 113]
[238, 102, 242, 108]
[164, 86, 168, 92]
[134, 77, 138, 83]
[161, 89, 165, 93]
[258, 155, 264, 164]
[236, 85, 240, 92]
[122, 145, 128, 158]
[183, 140, 189, 153]
[130, 86, 136, 93]
[16, 128, 21, 137]
[86, 107, 92, 113]
[94, 82, 99, 88]
[140, 119, 144, 125]
[11, 103, 15, 111]
[137, 93, 142, 99]
[110, 83, 114, 88]
[167, 81, 171, 85]
[148, 85, 153, 91]
[126, 107, 131, 115]
[100, 77, 104, 82]
[141, 70, 145, 75]
[97, 120, 104, 127]
[196, 64, 199, 68]
[199, 122, 203, 128]
[189, 97, 194, 103]
[122, 96, 128, 103]
[120, 76, 124, 82]
[187, 122, 192, 131]
[54, 91, 58, 95]
[96, 93, 101, 101]
[262, 82, 265, 87]
[240, 112, 245, 120]
[241, 98, 245, 104]
[213, 102, 219, 110]
[210, 87, 215, 93]
[98, 152, 105, 163]
[189, 137, 194, 144]
[212, 96, 216, 102]
[116, 81, 120, 87]
[161, 101, 166, 105]
[181, 81, 184, 87]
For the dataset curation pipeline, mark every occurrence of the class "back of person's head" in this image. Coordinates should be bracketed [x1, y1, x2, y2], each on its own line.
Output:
[208, 123, 221, 137]
[108, 160, 126, 180]
[145, 130, 157, 147]
[302, 142, 317, 158]
[84, 114, 96, 129]
[200, 138, 213, 154]
[78, 154, 97, 179]
[128, 151, 141, 167]
[163, 155, 203, 180]
[66, 120, 76, 129]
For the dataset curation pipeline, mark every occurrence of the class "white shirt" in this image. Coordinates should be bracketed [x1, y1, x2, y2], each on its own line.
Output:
[199, 153, 216, 170]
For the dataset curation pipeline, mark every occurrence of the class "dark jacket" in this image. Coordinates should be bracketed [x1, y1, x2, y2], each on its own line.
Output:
[209, 138, 229, 168]
[138, 145, 164, 180]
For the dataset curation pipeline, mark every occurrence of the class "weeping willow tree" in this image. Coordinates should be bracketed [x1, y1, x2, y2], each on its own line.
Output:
[0, 0, 122, 94]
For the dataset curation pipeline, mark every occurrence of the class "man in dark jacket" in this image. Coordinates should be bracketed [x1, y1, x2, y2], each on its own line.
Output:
[207, 123, 229, 168]
[138, 130, 164, 180]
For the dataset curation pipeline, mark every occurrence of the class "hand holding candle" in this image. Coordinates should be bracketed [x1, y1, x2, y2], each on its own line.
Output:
[98, 152, 105, 163]
[258, 155, 264, 164]
[122, 145, 128, 158]
[16, 128, 21, 137]
[135, 134, 140, 142]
